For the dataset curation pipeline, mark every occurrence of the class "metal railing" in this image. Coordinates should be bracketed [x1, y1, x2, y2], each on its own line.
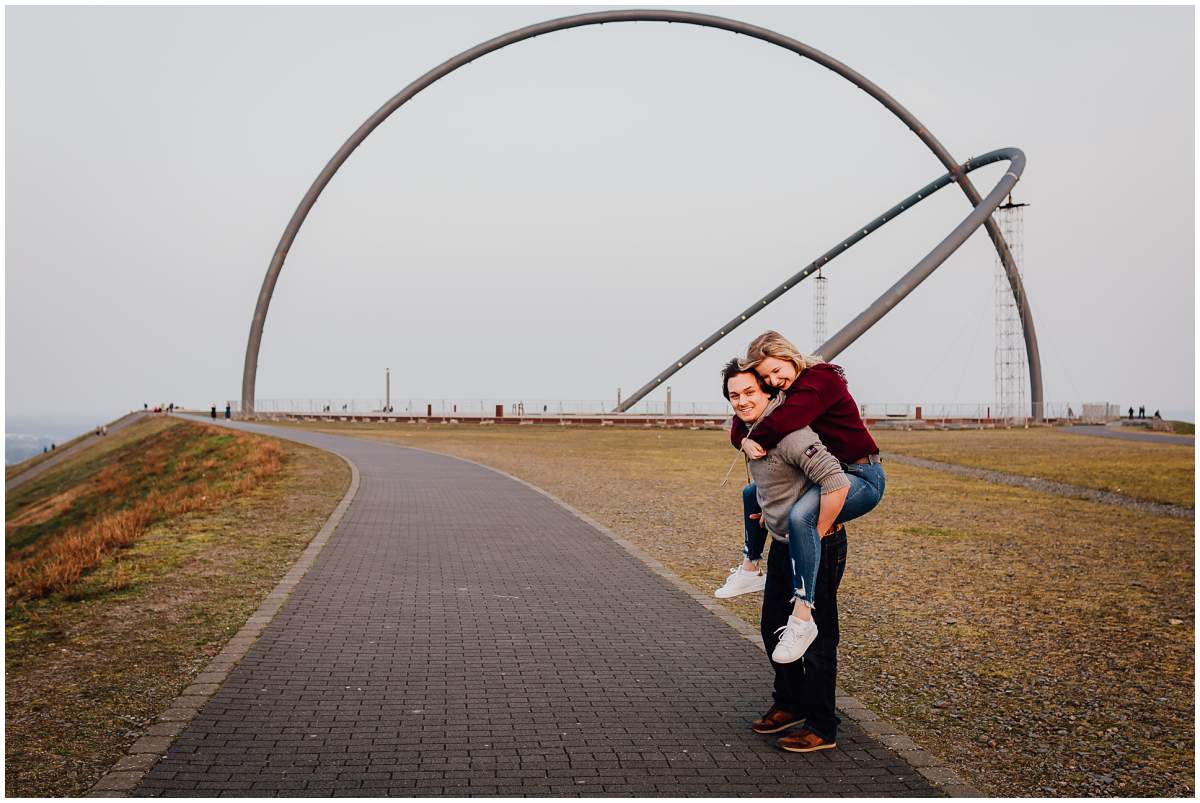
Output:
[860, 401, 1119, 423]
[231, 398, 1114, 423]
[230, 398, 733, 417]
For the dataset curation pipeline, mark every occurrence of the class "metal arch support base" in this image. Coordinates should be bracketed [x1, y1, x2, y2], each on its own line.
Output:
[240, 10, 1044, 420]
[618, 148, 1026, 412]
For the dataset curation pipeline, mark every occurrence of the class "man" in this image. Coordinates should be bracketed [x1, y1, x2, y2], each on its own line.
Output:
[722, 359, 851, 753]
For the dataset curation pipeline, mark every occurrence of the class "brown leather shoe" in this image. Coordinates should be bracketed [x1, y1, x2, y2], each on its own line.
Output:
[751, 705, 804, 735]
[777, 727, 837, 753]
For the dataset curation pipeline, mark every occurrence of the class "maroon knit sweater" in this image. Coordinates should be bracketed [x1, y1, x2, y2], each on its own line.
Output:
[731, 363, 879, 464]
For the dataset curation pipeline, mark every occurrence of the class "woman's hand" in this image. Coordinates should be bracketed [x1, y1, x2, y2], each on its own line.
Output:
[741, 437, 766, 460]
[749, 512, 766, 529]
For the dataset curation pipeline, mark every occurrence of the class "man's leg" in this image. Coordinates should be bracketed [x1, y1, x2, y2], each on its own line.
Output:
[791, 526, 848, 742]
[761, 537, 806, 715]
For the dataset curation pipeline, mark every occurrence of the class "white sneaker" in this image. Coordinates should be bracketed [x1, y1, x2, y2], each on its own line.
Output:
[772, 615, 818, 663]
[714, 565, 766, 598]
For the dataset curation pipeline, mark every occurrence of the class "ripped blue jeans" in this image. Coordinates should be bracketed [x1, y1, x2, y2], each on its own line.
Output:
[742, 462, 885, 607]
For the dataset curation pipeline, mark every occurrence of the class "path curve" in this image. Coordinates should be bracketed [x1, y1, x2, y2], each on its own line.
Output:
[120, 418, 956, 797]
[1061, 424, 1194, 446]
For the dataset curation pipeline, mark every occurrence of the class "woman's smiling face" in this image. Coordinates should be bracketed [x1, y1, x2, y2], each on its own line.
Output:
[756, 356, 798, 390]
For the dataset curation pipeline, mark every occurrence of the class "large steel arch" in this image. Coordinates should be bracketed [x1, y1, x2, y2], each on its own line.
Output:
[622, 147, 1027, 410]
[242, 9, 1044, 419]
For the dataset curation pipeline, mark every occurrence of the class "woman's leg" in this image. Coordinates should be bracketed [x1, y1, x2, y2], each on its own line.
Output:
[742, 483, 768, 567]
[715, 484, 769, 598]
[768, 487, 823, 663]
[833, 463, 886, 525]
[783, 485, 823, 614]
[783, 463, 887, 613]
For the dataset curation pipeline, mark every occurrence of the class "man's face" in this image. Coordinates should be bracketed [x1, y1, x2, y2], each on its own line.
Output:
[726, 373, 770, 423]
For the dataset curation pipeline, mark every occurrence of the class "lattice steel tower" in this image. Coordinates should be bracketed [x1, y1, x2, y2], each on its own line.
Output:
[812, 268, 828, 352]
[994, 196, 1028, 422]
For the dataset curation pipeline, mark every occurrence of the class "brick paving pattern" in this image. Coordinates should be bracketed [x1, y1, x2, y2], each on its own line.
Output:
[135, 424, 939, 796]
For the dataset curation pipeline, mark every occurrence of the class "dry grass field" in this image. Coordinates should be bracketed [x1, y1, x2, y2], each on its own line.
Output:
[873, 428, 1193, 508]
[285, 420, 1194, 797]
[5, 418, 350, 796]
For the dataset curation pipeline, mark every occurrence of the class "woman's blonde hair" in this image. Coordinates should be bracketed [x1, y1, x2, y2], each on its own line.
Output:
[738, 330, 825, 375]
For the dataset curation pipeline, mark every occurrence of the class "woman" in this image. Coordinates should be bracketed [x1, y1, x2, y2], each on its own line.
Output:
[730, 331, 885, 664]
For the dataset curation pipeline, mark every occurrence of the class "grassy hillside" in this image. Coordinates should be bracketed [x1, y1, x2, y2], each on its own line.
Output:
[6, 417, 286, 599]
[5, 417, 350, 796]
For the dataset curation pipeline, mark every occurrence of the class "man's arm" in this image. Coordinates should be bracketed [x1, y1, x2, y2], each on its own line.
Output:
[777, 429, 850, 536]
[746, 386, 826, 451]
[731, 416, 749, 449]
[816, 486, 849, 537]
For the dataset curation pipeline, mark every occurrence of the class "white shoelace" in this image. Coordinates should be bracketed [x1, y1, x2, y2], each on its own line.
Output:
[721, 566, 761, 590]
[774, 623, 804, 645]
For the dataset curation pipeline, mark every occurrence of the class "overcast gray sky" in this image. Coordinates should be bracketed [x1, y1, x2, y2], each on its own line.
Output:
[6, 5, 1195, 422]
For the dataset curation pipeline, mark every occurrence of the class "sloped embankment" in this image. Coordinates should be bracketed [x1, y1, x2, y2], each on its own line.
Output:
[5, 416, 350, 796]
[7, 417, 284, 599]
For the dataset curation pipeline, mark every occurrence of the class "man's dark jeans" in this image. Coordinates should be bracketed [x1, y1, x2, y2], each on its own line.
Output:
[761, 525, 848, 742]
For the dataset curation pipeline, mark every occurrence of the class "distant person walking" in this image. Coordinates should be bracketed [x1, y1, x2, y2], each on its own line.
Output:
[1129, 406, 1135, 419]
[1139, 405, 1146, 419]
[225, 404, 231, 419]
[211, 405, 217, 420]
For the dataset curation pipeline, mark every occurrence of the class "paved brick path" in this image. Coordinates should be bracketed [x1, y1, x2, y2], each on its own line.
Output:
[135, 421, 940, 797]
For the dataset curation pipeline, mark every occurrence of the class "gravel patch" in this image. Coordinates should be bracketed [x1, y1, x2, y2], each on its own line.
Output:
[882, 452, 1193, 520]
[1060, 425, 1193, 446]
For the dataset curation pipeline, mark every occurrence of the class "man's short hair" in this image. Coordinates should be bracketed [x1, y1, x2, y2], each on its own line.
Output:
[721, 357, 770, 399]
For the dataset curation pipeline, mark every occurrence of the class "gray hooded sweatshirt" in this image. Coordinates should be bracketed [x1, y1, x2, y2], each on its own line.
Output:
[744, 393, 850, 542]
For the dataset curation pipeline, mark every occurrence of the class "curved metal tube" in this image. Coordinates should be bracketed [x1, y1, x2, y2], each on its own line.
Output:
[619, 148, 1024, 409]
[242, 9, 1043, 419]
